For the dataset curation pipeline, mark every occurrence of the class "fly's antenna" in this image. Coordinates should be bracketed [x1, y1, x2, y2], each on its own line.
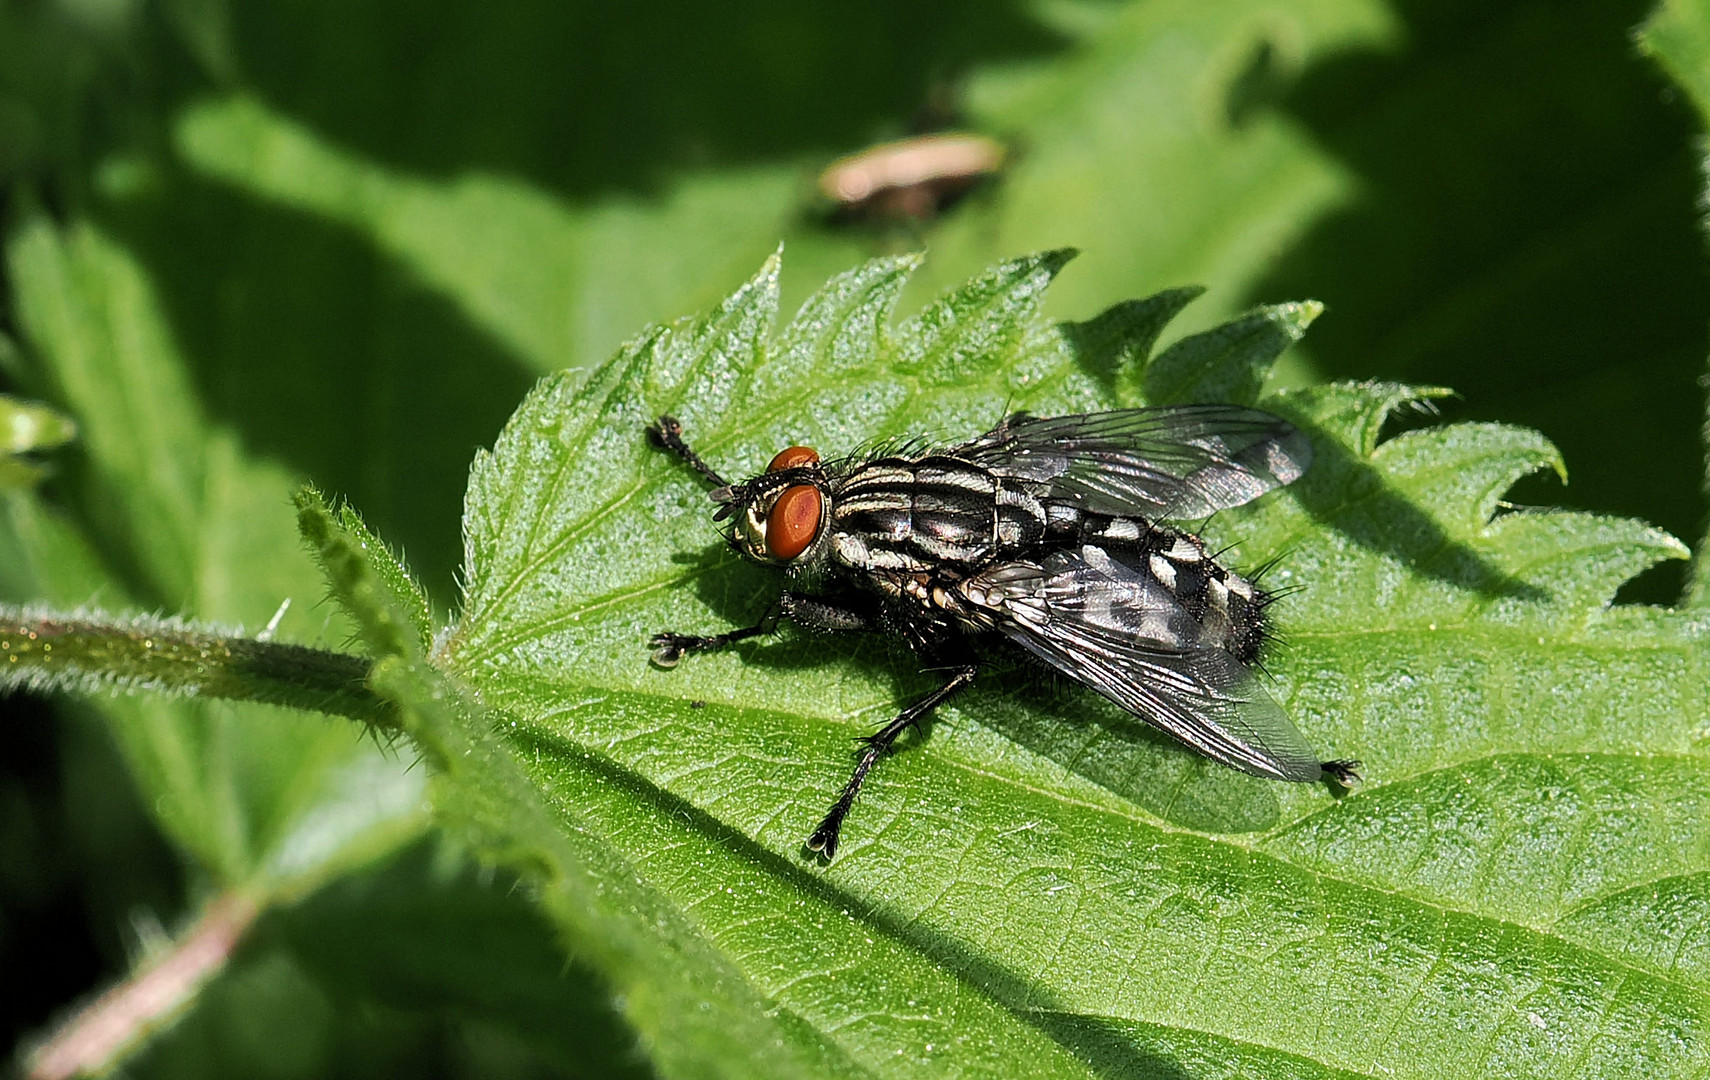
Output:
[647, 415, 729, 488]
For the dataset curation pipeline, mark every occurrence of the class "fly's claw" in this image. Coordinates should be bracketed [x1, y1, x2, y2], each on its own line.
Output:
[649, 632, 693, 668]
[1322, 759, 1363, 785]
[645, 415, 683, 448]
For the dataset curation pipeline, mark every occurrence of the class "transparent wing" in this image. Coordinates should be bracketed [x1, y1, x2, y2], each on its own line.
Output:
[963, 546, 1323, 781]
[955, 405, 1311, 520]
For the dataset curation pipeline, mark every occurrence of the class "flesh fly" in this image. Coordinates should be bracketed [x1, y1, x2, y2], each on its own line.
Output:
[648, 406, 1357, 858]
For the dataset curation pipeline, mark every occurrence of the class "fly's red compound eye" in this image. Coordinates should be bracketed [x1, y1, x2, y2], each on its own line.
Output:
[766, 484, 822, 560]
[767, 445, 820, 473]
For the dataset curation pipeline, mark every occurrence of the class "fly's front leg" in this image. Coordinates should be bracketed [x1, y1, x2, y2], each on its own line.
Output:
[646, 414, 728, 488]
[807, 662, 979, 860]
[649, 620, 774, 668]
[649, 592, 873, 667]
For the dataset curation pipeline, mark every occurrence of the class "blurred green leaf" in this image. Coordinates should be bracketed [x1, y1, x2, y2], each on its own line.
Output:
[274, 838, 650, 1080]
[124, 837, 650, 1080]
[354, 251, 1703, 1077]
[914, 0, 1396, 322]
[3, 212, 427, 891]
[0, 392, 75, 489]
[1639, 0, 1710, 608]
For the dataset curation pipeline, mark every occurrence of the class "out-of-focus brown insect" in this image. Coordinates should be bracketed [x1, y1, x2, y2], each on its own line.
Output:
[818, 133, 1007, 224]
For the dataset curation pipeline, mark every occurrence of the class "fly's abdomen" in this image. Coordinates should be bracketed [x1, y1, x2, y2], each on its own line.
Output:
[1140, 528, 1268, 663]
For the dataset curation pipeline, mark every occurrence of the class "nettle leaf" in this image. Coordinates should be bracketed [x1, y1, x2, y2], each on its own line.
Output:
[387, 252, 1707, 1078]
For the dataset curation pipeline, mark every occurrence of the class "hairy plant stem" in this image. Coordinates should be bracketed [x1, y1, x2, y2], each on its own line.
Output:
[0, 605, 396, 728]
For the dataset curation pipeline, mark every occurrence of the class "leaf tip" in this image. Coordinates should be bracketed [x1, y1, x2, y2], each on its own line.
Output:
[1270, 299, 1324, 338]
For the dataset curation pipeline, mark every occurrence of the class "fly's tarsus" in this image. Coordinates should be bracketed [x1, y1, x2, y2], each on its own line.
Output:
[648, 623, 771, 667]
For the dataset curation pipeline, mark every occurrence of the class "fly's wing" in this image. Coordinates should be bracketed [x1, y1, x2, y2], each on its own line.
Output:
[963, 546, 1323, 781]
[955, 405, 1311, 520]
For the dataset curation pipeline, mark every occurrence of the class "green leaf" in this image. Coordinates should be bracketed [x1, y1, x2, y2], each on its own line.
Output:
[410, 253, 1706, 1078]
[12, 1, 1709, 1075]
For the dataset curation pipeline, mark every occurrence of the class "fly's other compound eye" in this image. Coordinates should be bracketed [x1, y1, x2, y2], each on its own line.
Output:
[766, 485, 822, 560]
[767, 445, 820, 472]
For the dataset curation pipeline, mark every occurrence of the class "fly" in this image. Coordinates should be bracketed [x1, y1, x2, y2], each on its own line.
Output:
[646, 405, 1358, 859]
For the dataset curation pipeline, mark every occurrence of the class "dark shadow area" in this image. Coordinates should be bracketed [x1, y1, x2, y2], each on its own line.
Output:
[226, 1, 1069, 202]
[973, 656, 1287, 834]
[1028, 1012, 1246, 1080]
[94, 171, 537, 604]
[507, 724, 1194, 1080]
[270, 836, 651, 1079]
[1240, 0, 1710, 604]
[0, 693, 182, 1052]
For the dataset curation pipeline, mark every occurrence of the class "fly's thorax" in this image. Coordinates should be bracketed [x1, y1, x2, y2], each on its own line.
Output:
[825, 454, 1050, 573]
[1141, 527, 1268, 663]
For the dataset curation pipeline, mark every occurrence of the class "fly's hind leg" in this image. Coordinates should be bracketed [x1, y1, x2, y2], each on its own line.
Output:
[807, 662, 979, 860]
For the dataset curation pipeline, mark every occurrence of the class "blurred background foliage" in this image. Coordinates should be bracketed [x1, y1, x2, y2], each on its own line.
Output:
[1, 0, 1706, 1075]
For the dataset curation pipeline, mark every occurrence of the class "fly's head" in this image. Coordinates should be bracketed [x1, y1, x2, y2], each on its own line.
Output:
[712, 444, 831, 568]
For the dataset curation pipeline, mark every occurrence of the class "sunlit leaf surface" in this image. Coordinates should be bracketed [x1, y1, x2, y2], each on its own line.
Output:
[365, 251, 1709, 1078]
